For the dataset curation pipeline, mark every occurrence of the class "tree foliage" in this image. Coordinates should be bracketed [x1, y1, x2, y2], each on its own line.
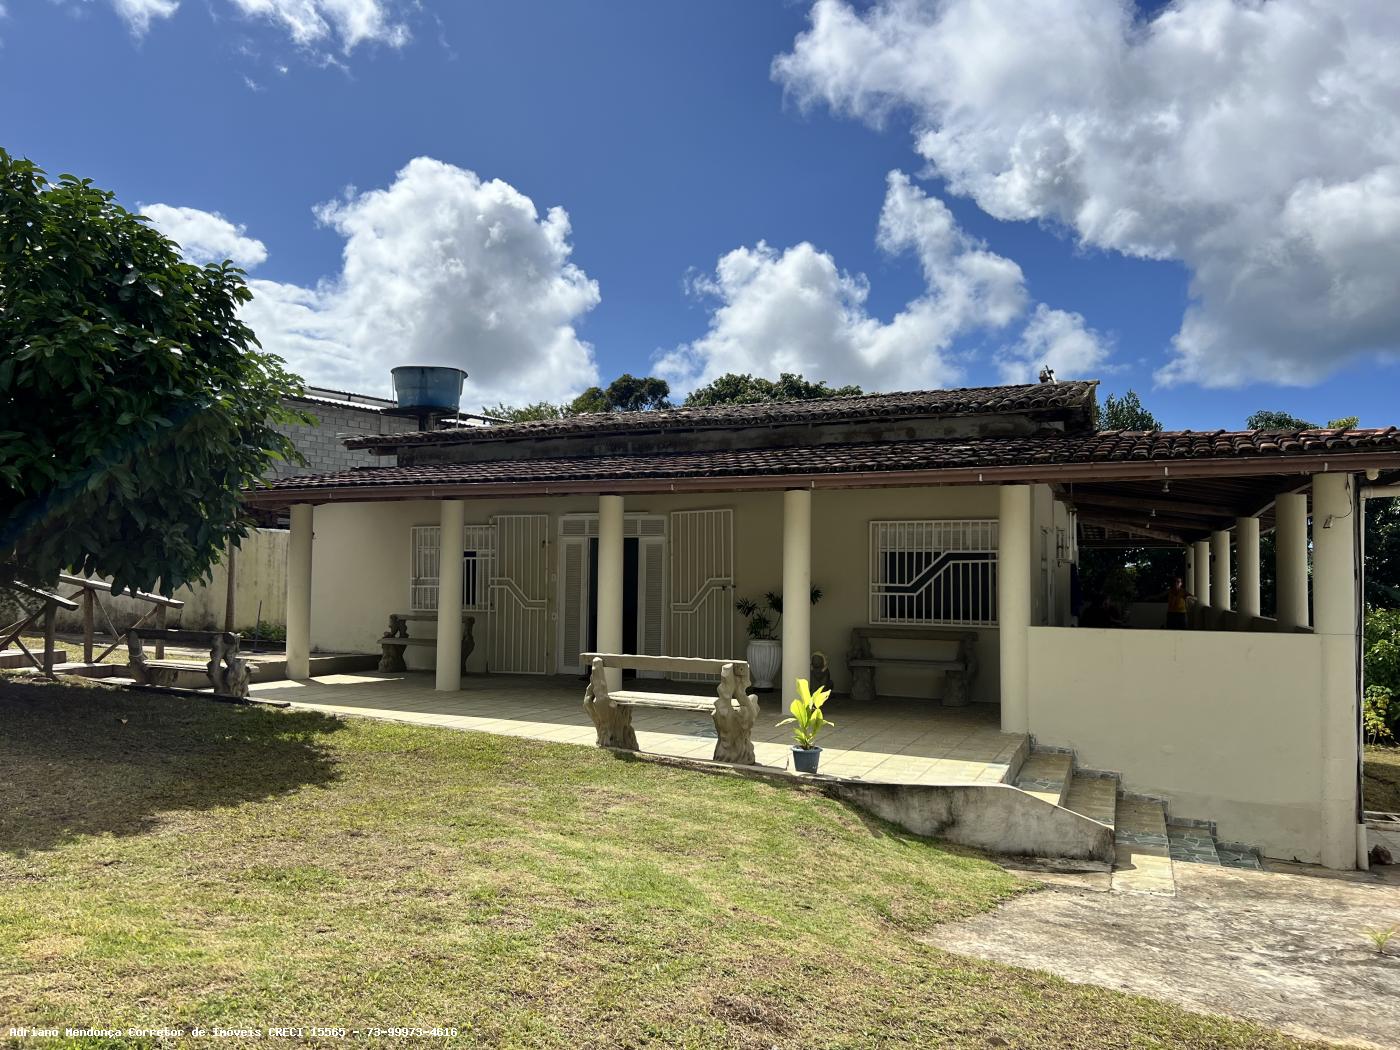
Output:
[0, 149, 306, 595]
[683, 372, 863, 406]
[485, 373, 672, 422]
[1098, 389, 1161, 431]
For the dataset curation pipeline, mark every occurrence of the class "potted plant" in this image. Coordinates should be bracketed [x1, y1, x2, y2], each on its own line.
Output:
[779, 677, 834, 774]
[734, 587, 822, 690]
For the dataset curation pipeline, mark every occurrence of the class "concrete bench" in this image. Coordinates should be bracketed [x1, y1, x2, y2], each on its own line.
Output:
[379, 612, 475, 673]
[580, 652, 759, 764]
[126, 628, 249, 698]
[847, 627, 979, 706]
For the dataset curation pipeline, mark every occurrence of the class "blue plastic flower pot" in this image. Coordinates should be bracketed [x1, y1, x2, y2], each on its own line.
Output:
[791, 745, 822, 774]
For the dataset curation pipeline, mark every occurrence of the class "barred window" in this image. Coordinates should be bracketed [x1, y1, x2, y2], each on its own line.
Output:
[410, 525, 495, 613]
[869, 520, 998, 626]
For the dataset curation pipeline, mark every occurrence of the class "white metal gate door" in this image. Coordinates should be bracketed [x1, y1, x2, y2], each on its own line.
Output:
[490, 514, 550, 674]
[669, 509, 734, 675]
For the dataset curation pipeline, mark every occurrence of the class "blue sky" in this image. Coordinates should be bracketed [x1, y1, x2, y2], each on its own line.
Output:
[3, 0, 1398, 429]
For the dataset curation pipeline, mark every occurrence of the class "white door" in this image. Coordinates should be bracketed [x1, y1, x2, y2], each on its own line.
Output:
[668, 508, 734, 676]
[490, 514, 550, 674]
[555, 515, 667, 675]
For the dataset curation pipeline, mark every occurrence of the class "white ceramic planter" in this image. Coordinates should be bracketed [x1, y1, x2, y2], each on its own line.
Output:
[746, 638, 782, 691]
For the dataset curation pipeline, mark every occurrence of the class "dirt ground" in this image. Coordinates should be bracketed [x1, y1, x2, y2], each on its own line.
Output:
[928, 861, 1400, 1048]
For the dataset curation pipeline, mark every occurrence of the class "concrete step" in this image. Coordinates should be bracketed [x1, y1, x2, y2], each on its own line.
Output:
[1013, 750, 1074, 807]
[1062, 773, 1118, 828]
[1167, 822, 1221, 866]
[1112, 796, 1175, 895]
[0, 649, 35, 670]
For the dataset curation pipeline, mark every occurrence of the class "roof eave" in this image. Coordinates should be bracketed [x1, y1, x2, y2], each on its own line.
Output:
[242, 447, 1400, 509]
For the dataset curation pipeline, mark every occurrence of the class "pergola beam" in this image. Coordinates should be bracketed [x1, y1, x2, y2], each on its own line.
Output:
[1069, 492, 1243, 520]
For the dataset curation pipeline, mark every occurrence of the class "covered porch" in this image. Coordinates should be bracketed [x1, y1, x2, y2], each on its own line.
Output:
[251, 669, 1027, 785]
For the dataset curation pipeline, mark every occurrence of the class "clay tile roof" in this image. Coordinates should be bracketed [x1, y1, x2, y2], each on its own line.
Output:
[247, 426, 1400, 502]
[343, 380, 1100, 450]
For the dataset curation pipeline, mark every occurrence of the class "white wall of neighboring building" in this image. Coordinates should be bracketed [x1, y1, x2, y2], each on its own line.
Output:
[53, 528, 289, 633]
[299, 483, 1069, 703]
[1026, 626, 1328, 863]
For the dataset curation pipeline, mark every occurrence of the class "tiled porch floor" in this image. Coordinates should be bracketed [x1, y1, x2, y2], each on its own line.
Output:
[251, 671, 1026, 784]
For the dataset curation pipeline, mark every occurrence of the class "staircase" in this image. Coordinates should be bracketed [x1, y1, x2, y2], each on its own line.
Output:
[1011, 747, 1262, 894]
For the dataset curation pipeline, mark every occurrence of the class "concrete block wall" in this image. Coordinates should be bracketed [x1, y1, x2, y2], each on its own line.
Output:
[270, 401, 421, 479]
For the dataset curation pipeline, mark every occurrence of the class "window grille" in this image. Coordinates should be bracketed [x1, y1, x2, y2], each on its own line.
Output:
[409, 524, 495, 613]
[869, 520, 998, 626]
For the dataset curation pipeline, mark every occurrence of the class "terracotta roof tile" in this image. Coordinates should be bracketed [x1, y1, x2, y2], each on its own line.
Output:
[344, 380, 1100, 449]
[249, 426, 1400, 499]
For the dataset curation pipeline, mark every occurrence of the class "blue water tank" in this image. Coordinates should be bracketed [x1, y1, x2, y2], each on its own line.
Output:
[391, 366, 468, 412]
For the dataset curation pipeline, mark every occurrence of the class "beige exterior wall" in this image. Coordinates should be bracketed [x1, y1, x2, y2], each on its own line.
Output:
[303, 483, 1066, 700]
[1026, 626, 1327, 862]
[54, 527, 289, 633]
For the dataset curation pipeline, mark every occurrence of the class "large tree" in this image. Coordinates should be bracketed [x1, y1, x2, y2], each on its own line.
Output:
[1099, 389, 1162, 431]
[0, 150, 305, 596]
[683, 372, 863, 406]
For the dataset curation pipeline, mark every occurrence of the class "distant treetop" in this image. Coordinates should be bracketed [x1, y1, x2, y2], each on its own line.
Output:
[684, 372, 864, 407]
[1099, 390, 1162, 431]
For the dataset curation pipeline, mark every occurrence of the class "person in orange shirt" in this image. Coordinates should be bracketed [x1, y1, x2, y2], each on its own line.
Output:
[1165, 576, 1192, 629]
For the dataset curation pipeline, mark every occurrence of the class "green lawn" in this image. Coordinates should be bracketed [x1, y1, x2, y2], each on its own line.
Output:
[0, 679, 1316, 1049]
[1366, 746, 1400, 812]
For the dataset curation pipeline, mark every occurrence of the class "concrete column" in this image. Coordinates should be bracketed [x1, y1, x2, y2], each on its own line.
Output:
[1192, 539, 1211, 607]
[1236, 516, 1261, 619]
[1275, 492, 1309, 630]
[998, 485, 1032, 734]
[1313, 473, 1361, 869]
[435, 499, 465, 692]
[286, 503, 314, 681]
[781, 488, 813, 703]
[1184, 545, 1195, 588]
[1211, 529, 1232, 611]
[597, 494, 625, 691]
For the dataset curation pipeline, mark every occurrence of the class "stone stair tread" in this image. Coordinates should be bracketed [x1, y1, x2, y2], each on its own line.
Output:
[1112, 797, 1175, 896]
[1166, 822, 1222, 866]
[1062, 773, 1117, 827]
[1013, 751, 1074, 807]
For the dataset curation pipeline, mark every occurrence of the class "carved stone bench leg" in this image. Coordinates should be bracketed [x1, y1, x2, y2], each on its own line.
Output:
[379, 642, 407, 672]
[583, 657, 638, 750]
[941, 670, 970, 707]
[849, 665, 876, 703]
[712, 662, 757, 764]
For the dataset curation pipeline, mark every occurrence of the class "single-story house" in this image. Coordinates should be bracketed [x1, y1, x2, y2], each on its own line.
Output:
[242, 379, 1400, 870]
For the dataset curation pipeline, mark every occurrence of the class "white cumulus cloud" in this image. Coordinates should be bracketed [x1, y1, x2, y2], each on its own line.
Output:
[775, 0, 1400, 387]
[238, 157, 601, 407]
[102, 0, 408, 51]
[142, 203, 269, 268]
[657, 170, 1106, 395]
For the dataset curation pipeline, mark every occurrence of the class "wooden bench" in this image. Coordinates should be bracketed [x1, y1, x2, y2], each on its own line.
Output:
[379, 612, 475, 673]
[580, 653, 759, 764]
[846, 627, 979, 706]
[126, 628, 250, 697]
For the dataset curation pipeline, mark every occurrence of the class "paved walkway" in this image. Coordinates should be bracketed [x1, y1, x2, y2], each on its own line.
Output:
[929, 861, 1400, 1048]
[251, 671, 1026, 783]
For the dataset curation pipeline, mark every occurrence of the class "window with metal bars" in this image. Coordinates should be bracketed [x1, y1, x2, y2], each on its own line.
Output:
[869, 520, 999, 626]
[409, 525, 495, 613]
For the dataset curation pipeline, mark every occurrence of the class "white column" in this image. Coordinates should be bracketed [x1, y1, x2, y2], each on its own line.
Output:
[1184, 545, 1195, 588]
[286, 503, 314, 681]
[435, 499, 465, 692]
[1275, 492, 1309, 630]
[1193, 539, 1211, 607]
[597, 494, 625, 692]
[781, 488, 812, 704]
[998, 485, 1032, 734]
[1236, 516, 1261, 619]
[1211, 529, 1232, 611]
[1313, 473, 1361, 869]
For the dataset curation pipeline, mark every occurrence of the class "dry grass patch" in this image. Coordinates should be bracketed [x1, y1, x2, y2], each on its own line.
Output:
[1367, 746, 1400, 812]
[0, 679, 1320, 1048]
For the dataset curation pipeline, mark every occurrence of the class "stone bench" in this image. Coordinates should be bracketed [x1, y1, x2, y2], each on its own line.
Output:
[379, 612, 475, 673]
[847, 627, 979, 706]
[126, 628, 249, 698]
[580, 652, 759, 765]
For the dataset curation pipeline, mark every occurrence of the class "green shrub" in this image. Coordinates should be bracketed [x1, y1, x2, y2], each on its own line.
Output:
[1366, 608, 1400, 743]
[242, 620, 287, 643]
